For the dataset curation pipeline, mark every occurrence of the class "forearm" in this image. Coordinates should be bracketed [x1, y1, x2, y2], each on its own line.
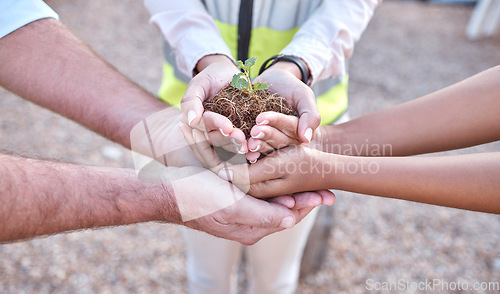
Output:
[322, 66, 500, 156]
[326, 152, 500, 213]
[0, 18, 170, 149]
[0, 153, 178, 243]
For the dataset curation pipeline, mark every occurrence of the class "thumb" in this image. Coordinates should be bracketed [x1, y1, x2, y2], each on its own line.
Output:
[181, 94, 205, 128]
[297, 111, 321, 144]
[233, 196, 297, 229]
[293, 86, 321, 143]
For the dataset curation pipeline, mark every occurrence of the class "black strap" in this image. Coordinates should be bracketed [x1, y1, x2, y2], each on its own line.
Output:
[238, 0, 253, 63]
[259, 55, 310, 84]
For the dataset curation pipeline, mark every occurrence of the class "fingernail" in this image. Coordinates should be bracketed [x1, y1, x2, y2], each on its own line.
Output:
[304, 128, 313, 143]
[256, 119, 269, 126]
[187, 110, 196, 126]
[219, 128, 229, 137]
[280, 216, 295, 229]
[249, 158, 257, 164]
[249, 145, 261, 152]
[252, 132, 265, 139]
[218, 169, 233, 182]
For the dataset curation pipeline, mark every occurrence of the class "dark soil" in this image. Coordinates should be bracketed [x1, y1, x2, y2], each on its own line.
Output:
[204, 84, 296, 138]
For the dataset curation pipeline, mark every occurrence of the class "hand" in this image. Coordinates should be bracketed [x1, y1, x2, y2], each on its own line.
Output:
[130, 107, 201, 169]
[223, 145, 334, 198]
[180, 54, 248, 154]
[179, 123, 335, 206]
[246, 111, 325, 162]
[253, 62, 321, 144]
[140, 158, 328, 245]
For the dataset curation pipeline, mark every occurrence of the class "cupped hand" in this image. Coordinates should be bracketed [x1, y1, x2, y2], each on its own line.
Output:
[253, 64, 321, 144]
[180, 54, 248, 153]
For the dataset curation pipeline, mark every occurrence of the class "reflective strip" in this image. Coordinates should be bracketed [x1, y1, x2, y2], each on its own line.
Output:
[158, 62, 187, 107]
[317, 75, 348, 125]
[158, 14, 348, 124]
[203, 0, 323, 30]
[214, 20, 298, 78]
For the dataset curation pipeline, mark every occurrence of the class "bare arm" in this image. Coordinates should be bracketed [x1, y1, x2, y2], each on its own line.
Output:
[0, 18, 169, 149]
[225, 147, 500, 214]
[325, 152, 500, 213]
[0, 153, 173, 243]
[324, 66, 500, 156]
[0, 18, 319, 244]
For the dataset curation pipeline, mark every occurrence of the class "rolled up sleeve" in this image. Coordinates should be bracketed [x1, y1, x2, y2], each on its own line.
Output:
[0, 0, 59, 39]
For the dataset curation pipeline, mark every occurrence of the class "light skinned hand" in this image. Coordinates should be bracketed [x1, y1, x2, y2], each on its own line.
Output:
[246, 111, 324, 162]
[253, 62, 321, 144]
[180, 54, 248, 154]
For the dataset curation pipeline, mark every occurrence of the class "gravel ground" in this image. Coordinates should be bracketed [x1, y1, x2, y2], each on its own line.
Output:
[1, 1, 500, 293]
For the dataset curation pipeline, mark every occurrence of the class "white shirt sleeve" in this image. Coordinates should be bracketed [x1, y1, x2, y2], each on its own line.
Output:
[144, 0, 234, 77]
[0, 0, 59, 39]
[280, 0, 381, 85]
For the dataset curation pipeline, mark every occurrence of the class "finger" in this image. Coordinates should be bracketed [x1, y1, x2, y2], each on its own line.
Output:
[205, 129, 243, 155]
[250, 124, 300, 150]
[317, 189, 336, 206]
[178, 122, 207, 166]
[203, 111, 248, 153]
[247, 138, 274, 156]
[202, 111, 234, 139]
[218, 156, 280, 187]
[180, 86, 206, 128]
[255, 112, 300, 139]
[230, 195, 297, 229]
[266, 195, 295, 209]
[245, 151, 261, 163]
[191, 128, 223, 171]
[293, 206, 316, 224]
[296, 108, 321, 144]
[289, 85, 320, 143]
[291, 191, 323, 210]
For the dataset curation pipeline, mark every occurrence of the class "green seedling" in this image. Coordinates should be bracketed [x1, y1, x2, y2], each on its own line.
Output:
[230, 57, 268, 93]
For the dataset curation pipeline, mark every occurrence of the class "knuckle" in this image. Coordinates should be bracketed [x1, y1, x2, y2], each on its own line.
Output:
[259, 215, 275, 228]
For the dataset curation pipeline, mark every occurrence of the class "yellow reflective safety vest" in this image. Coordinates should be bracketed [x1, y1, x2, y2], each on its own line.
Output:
[155, 0, 357, 125]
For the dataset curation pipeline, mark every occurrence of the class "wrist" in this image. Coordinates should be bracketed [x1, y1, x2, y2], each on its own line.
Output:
[264, 61, 303, 80]
[314, 149, 337, 189]
[195, 54, 236, 73]
[319, 124, 347, 155]
[259, 55, 310, 84]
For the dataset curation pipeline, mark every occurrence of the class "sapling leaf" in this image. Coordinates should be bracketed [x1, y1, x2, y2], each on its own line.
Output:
[231, 73, 250, 90]
[236, 60, 245, 70]
[244, 57, 256, 69]
[253, 82, 268, 91]
[231, 57, 265, 92]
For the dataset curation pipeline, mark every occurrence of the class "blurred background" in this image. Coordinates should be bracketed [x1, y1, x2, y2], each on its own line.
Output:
[1, 0, 499, 293]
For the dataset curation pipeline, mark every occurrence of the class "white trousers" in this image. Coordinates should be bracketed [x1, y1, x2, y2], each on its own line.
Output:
[181, 207, 319, 294]
[181, 112, 350, 294]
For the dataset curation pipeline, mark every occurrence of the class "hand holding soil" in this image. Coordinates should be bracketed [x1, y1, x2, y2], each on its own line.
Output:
[203, 58, 297, 139]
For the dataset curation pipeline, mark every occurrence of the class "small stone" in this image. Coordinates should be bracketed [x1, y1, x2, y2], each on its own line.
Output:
[493, 258, 500, 271]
